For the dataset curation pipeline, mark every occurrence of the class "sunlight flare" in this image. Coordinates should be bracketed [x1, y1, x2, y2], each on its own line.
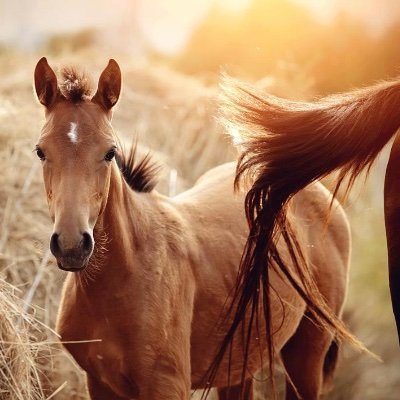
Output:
[219, 0, 249, 13]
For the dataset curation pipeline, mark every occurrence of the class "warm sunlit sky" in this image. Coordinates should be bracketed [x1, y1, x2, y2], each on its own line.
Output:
[139, 0, 335, 53]
[1, 0, 400, 53]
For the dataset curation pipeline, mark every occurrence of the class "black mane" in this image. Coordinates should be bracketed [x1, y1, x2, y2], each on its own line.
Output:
[116, 144, 160, 192]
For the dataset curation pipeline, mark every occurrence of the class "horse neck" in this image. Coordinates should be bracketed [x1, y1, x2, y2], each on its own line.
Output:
[98, 162, 146, 242]
[77, 163, 163, 288]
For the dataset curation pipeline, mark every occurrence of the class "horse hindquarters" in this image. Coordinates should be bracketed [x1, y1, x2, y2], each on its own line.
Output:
[280, 184, 349, 400]
[281, 314, 337, 400]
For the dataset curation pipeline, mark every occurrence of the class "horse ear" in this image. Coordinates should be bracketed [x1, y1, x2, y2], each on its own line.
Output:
[92, 59, 121, 111]
[34, 57, 59, 108]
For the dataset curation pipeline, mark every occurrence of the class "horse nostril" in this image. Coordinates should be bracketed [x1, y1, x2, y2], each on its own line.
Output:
[50, 233, 60, 257]
[82, 232, 93, 256]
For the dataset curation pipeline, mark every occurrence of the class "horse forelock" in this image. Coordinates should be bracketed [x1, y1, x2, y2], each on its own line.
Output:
[59, 66, 93, 103]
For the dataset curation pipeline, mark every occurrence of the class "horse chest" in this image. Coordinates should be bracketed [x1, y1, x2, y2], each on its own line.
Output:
[58, 280, 141, 396]
[61, 311, 140, 397]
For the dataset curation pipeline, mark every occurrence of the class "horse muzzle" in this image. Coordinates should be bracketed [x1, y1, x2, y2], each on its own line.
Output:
[50, 231, 94, 271]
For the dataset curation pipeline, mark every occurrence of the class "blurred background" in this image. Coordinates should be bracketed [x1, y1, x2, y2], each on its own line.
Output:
[0, 0, 399, 398]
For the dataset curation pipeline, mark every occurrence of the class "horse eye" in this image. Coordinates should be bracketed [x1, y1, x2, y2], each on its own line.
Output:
[104, 149, 116, 162]
[36, 148, 45, 161]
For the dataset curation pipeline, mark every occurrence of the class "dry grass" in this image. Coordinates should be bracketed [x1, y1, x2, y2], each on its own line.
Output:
[0, 278, 45, 400]
[0, 46, 399, 399]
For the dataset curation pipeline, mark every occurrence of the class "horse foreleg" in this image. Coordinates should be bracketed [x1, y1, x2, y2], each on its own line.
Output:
[217, 379, 253, 400]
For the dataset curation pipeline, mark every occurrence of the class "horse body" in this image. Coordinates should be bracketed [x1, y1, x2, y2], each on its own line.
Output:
[175, 163, 306, 387]
[185, 171, 350, 392]
[34, 58, 350, 399]
[57, 161, 348, 399]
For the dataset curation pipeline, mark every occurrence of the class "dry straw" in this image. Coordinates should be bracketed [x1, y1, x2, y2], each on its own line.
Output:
[0, 278, 45, 400]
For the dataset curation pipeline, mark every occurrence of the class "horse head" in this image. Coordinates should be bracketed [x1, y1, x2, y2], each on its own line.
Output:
[34, 57, 121, 271]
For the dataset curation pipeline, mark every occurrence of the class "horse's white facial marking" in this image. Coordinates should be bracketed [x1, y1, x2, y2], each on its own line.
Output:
[67, 122, 78, 144]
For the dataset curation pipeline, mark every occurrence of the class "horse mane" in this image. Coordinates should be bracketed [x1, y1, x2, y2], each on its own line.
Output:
[116, 143, 160, 192]
[59, 66, 93, 102]
[206, 75, 400, 395]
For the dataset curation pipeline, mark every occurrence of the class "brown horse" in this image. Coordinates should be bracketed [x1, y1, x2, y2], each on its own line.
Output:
[34, 58, 350, 400]
[214, 75, 400, 386]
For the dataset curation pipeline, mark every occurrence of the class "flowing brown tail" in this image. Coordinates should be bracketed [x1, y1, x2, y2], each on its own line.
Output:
[207, 76, 400, 396]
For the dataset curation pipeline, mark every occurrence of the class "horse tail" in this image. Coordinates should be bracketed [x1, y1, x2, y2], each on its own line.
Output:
[206, 76, 400, 394]
[322, 339, 340, 393]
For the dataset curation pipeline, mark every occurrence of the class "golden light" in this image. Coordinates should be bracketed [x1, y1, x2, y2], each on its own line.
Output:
[229, 126, 244, 146]
[219, 0, 250, 13]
